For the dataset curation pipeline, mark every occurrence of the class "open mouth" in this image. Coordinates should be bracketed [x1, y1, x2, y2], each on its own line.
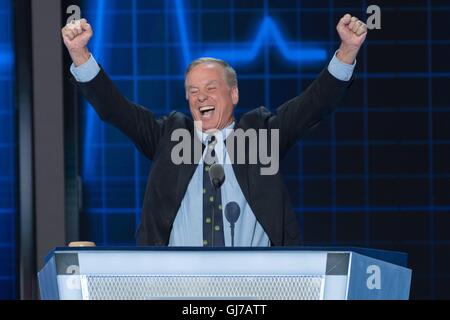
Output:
[199, 106, 215, 118]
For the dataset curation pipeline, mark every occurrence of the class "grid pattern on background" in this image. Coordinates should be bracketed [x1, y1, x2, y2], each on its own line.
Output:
[79, 0, 450, 299]
[0, 0, 16, 300]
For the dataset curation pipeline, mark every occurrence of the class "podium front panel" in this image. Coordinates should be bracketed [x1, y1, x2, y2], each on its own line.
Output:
[38, 248, 410, 300]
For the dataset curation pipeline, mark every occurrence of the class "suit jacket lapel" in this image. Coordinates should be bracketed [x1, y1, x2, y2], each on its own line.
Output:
[227, 122, 251, 205]
[175, 121, 203, 205]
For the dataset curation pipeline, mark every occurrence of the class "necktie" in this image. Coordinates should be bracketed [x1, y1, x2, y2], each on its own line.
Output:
[202, 135, 225, 247]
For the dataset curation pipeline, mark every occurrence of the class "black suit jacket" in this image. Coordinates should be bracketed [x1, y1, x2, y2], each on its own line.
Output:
[74, 67, 352, 246]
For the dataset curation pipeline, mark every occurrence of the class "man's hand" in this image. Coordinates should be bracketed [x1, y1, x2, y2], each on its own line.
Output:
[61, 19, 93, 67]
[336, 14, 368, 64]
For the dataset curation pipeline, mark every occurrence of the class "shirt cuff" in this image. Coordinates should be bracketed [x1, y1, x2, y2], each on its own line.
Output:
[327, 50, 356, 82]
[70, 54, 101, 83]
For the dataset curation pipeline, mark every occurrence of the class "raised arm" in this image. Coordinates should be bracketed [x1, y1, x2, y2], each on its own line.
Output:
[61, 19, 165, 160]
[272, 14, 368, 157]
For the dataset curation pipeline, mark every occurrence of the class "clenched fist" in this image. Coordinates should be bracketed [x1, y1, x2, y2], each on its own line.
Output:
[61, 19, 93, 67]
[336, 14, 368, 64]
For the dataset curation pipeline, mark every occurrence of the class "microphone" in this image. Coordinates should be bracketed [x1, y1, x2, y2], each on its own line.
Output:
[208, 163, 225, 246]
[225, 201, 241, 247]
[209, 163, 225, 189]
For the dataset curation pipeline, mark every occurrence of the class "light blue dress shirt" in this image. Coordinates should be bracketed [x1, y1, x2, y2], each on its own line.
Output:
[71, 52, 355, 246]
[168, 123, 272, 247]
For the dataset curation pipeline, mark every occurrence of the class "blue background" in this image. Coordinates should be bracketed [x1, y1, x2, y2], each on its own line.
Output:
[0, 0, 16, 300]
[78, 0, 450, 299]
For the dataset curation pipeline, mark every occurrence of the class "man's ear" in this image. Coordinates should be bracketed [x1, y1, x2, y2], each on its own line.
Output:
[231, 86, 239, 106]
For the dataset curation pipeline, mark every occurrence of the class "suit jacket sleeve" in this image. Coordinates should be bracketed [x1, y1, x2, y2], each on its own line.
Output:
[72, 67, 166, 160]
[268, 68, 353, 157]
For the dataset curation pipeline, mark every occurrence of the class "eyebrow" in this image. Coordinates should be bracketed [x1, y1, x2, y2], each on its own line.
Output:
[205, 80, 218, 86]
[187, 80, 219, 91]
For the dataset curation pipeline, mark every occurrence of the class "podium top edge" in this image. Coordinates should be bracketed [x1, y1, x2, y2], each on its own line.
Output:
[45, 246, 408, 267]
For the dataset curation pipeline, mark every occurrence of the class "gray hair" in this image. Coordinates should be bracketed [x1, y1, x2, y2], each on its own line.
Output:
[185, 57, 238, 89]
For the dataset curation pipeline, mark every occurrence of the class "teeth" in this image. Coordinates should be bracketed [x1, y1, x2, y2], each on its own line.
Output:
[200, 106, 215, 112]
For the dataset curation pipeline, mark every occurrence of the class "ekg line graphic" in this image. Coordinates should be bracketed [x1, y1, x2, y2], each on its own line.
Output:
[174, 0, 326, 66]
[202, 16, 326, 63]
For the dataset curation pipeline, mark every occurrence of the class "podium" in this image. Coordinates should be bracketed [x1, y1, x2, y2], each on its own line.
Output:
[38, 247, 412, 300]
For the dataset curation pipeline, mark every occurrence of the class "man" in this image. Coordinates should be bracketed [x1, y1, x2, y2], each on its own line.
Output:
[61, 14, 367, 247]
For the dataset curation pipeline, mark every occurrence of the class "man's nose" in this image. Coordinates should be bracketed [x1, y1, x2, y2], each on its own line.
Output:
[198, 92, 208, 102]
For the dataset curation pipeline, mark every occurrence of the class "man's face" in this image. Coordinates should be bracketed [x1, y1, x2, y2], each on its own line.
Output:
[185, 63, 239, 132]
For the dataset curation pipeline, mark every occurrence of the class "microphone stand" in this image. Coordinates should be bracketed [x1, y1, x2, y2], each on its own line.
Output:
[230, 222, 235, 247]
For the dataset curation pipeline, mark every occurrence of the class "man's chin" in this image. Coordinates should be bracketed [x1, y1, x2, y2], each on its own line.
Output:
[203, 126, 219, 133]
[195, 119, 219, 132]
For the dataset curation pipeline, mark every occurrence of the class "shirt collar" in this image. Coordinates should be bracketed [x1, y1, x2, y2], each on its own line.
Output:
[195, 121, 235, 145]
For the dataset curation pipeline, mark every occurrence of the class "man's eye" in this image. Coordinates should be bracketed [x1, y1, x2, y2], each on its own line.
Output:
[207, 87, 216, 91]
[190, 90, 199, 95]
